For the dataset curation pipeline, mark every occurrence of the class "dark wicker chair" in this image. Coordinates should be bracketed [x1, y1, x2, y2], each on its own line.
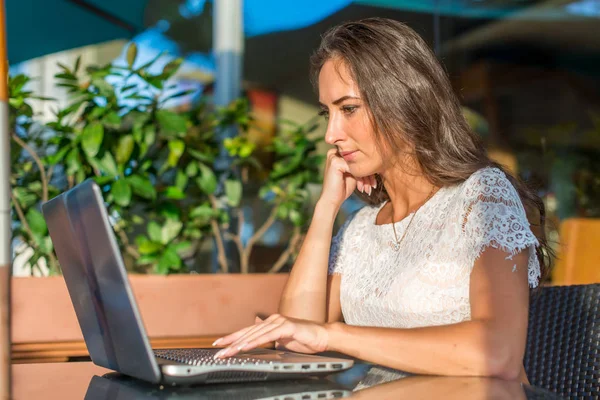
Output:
[524, 284, 600, 399]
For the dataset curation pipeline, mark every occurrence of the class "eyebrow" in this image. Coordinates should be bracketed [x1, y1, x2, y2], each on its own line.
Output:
[318, 95, 361, 108]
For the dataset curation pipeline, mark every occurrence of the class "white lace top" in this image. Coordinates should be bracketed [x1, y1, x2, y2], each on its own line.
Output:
[328, 167, 540, 329]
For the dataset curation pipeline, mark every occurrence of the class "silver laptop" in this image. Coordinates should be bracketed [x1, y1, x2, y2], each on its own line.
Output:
[41, 179, 353, 385]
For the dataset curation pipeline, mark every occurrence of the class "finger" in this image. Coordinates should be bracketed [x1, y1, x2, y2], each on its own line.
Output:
[255, 316, 263, 323]
[361, 177, 372, 196]
[241, 324, 294, 354]
[219, 323, 291, 359]
[221, 314, 280, 348]
[226, 315, 285, 350]
[226, 320, 285, 355]
[212, 325, 256, 347]
[331, 157, 350, 174]
[356, 180, 364, 193]
[326, 148, 338, 158]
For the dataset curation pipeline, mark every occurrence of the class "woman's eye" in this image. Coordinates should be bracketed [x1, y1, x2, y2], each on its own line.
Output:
[318, 110, 330, 120]
[341, 105, 358, 115]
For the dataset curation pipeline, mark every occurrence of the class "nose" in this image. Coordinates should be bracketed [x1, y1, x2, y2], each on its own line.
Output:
[324, 117, 346, 145]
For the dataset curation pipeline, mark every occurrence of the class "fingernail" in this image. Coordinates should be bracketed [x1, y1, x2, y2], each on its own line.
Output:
[237, 342, 248, 351]
[373, 181, 377, 189]
[212, 338, 222, 346]
[214, 350, 224, 359]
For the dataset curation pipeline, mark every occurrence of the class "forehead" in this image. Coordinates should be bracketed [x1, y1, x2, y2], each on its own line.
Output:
[318, 59, 359, 100]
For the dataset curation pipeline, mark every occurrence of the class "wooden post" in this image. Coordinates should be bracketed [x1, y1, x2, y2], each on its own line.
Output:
[0, 0, 11, 397]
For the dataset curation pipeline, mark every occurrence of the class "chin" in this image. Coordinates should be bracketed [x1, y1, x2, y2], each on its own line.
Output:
[349, 163, 378, 178]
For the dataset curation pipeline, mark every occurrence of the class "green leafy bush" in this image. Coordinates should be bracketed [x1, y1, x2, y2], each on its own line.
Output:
[9, 44, 323, 276]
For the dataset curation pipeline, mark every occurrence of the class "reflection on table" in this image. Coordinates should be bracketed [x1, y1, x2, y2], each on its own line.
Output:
[81, 362, 564, 399]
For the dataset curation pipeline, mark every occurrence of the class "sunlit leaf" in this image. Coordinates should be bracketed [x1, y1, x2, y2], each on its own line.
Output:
[81, 123, 104, 158]
[111, 179, 132, 206]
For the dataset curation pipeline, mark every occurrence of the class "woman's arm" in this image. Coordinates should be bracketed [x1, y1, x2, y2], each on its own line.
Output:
[278, 201, 342, 323]
[215, 246, 530, 381]
[278, 148, 374, 323]
[327, 247, 530, 380]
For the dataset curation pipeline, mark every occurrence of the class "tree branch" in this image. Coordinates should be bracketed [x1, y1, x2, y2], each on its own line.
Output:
[269, 227, 303, 273]
[115, 225, 140, 259]
[12, 133, 49, 202]
[208, 194, 228, 273]
[242, 203, 279, 274]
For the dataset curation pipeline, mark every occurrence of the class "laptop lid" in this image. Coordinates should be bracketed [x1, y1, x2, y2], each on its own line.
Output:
[42, 179, 161, 383]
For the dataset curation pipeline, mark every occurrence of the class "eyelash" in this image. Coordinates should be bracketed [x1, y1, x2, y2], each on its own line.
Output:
[318, 105, 359, 119]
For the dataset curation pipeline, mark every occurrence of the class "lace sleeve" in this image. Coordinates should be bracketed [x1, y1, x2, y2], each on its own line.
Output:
[328, 211, 358, 275]
[462, 168, 541, 288]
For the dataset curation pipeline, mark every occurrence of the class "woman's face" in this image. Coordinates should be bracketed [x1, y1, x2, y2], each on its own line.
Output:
[318, 58, 385, 178]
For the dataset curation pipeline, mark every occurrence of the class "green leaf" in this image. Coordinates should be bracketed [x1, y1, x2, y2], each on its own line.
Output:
[276, 203, 289, 219]
[128, 175, 156, 200]
[144, 125, 156, 147]
[46, 146, 71, 165]
[190, 203, 214, 221]
[126, 43, 138, 68]
[164, 186, 186, 200]
[111, 179, 132, 206]
[65, 148, 81, 176]
[158, 203, 180, 220]
[116, 135, 134, 164]
[81, 123, 104, 158]
[225, 179, 242, 207]
[161, 89, 196, 103]
[162, 58, 183, 79]
[175, 170, 188, 190]
[103, 111, 121, 129]
[157, 246, 181, 274]
[187, 148, 214, 163]
[136, 254, 158, 265]
[167, 140, 185, 167]
[74, 56, 81, 74]
[289, 209, 302, 227]
[139, 240, 162, 255]
[196, 164, 217, 195]
[147, 221, 162, 243]
[26, 209, 47, 236]
[131, 215, 144, 225]
[98, 152, 119, 177]
[173, 241, 192, 253]
[161, 219, 183, 244]
[185, 161, 198, 177]
[239, 142, 256, 158]
[156, 109, 187, 135]
[39, 236, 54, 254]
[13, 188, 37, 209]
[91, 78, 115, 98]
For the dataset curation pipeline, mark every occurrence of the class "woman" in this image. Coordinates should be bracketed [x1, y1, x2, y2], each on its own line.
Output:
[212, 18, 553, 383]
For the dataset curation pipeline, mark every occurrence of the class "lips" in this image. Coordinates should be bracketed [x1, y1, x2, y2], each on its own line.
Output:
[339, 150, 358, 161]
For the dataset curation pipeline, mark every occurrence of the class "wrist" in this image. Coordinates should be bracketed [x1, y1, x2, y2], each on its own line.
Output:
[314, 199, 341, 219]
[325, 321, 346, 352]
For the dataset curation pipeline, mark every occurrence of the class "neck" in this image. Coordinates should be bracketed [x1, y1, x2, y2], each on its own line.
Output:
[379, 159, 437, 222]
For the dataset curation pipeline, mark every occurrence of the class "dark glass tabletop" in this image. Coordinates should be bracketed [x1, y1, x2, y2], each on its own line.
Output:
[13, 359, 564, 399]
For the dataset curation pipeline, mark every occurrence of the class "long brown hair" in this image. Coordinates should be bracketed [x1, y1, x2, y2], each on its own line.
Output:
[310, 17, 554, 285]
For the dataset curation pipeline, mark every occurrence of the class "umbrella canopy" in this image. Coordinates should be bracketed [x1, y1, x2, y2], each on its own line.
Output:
[6, 0, 148, 65]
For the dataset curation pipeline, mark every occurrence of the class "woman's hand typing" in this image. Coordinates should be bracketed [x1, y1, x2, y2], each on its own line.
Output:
[212, 316, 330, 359]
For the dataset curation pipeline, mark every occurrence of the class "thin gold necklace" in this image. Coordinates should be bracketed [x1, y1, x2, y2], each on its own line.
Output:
[388, 187, 436, 252]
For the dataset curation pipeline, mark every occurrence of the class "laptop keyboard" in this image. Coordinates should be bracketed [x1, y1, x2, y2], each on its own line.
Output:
[154, 348, 271, 366]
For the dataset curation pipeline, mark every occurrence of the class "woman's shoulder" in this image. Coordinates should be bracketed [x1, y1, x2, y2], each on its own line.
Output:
[460, 166, 519, 202]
